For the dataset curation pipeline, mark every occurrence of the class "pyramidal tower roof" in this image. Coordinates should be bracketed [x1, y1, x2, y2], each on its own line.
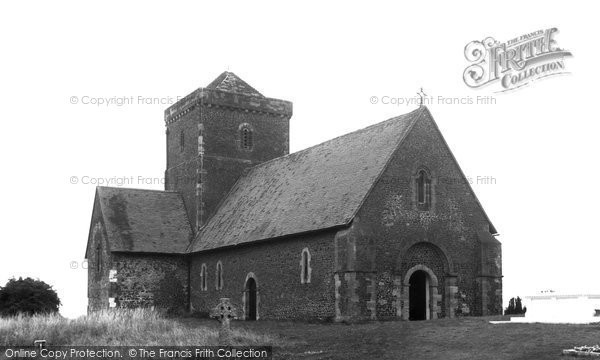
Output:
[164, 71, 291, 124]
[205, 71, 264, 97]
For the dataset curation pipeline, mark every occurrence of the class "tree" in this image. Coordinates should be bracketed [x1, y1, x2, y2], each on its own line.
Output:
[0, 277, 61, 316]
[504, 296, 526, 315]
[515, 297, 523, 314]
[505, 297, 515, 315]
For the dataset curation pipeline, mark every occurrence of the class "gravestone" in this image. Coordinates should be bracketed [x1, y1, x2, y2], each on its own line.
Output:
[210, 298, 238, 346]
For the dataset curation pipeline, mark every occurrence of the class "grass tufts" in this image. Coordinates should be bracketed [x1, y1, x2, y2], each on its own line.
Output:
[0, 308, 280, 346]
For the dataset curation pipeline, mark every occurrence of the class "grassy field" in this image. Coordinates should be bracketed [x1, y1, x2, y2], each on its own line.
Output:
[2, 311, 598, 359]
[180, 316, 600, 360]
[0, 309, 281, 346]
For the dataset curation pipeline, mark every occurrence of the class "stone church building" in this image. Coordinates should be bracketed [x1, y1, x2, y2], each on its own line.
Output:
[85, 72, 502, 321]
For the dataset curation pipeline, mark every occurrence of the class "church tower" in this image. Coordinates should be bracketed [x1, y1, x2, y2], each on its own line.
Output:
[164, 72, 293, 232]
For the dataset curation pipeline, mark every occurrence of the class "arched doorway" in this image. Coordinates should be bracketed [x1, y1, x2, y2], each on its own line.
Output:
[399, 242, 453, 320]
[244, 277, 257, 321]
[401, 264, 440, 320]
[409, 270, 429, 320]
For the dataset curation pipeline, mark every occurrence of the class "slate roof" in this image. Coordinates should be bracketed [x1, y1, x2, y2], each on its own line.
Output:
[206, 71, 264, 97]
[88, 105, 498, 256]
[93, 187, 193, 254]
[189, 107, 425, 252]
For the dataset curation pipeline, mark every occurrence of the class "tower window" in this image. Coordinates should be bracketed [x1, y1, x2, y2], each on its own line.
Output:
[300, 248, 311, 284]
[179, 130, 185, 153]
[239, 124, 254, 151]
[200, 263, 207, 291]
[216, 261, 224, 290]
[416, 169, 432, 209]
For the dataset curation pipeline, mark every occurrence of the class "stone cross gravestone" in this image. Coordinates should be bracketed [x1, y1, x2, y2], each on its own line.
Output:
[210, 298, 238, 346]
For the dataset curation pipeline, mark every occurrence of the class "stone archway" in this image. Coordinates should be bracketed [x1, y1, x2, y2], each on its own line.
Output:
[395, 241, 456, 320]
[403, 264, 440, 320]
[242, 272, 258, 320]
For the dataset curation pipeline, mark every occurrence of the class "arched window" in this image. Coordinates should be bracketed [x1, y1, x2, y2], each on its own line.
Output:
[239, 124, 254, 151]
[96, 243, 101, 274]
[200, 263, 207, 291]
[416, 169, 431, 209]
[179, 129, 185, 153]
[215, 261, 223, 290]
[300, 248, 311, 284]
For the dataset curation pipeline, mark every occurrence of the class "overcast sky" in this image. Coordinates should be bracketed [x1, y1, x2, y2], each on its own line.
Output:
[0, 1, 598, 318]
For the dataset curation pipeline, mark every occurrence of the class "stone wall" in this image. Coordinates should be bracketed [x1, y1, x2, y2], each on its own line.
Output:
[189, 230, 337, 321]
[336, 109, 502, 320]
[87, 195, 111, 313]
[87, 106, 501, 322]
[477, 230, 503, 315]
[87, 212, 189, 313]
[87, 219, 111, 313]
[332, 222, 377, 322]
[110, 253, 189, 313]
[164, 88, 291, 230]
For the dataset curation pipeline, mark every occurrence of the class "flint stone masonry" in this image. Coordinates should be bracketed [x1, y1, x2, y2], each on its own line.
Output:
[165, 105, 290, 228]
[86, 229, 188, 312]
[110, 254, 188, 312]
[86, 72, 502, 321]
[190, 231, 337, 321]
[342, 110, 502, 320]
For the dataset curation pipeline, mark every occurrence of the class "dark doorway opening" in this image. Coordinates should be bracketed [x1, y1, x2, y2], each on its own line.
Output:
[245, 277, 257, 321]
[409, 270, 428, 320]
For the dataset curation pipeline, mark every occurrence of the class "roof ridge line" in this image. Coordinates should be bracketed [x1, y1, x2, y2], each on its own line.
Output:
[94, 185, 193, 254]
[420, 106, 498, 234]
[240, 106, 425, 179]
[205, 71, 264, 97]
[344, 106, 425, 225]
[190, 106, 426, 253]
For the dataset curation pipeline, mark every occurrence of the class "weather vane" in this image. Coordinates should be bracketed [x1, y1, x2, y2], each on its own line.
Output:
[417, 87, 427, 107]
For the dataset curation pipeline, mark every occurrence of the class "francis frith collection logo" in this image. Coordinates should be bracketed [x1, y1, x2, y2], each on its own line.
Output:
[463, 28, 572, 92]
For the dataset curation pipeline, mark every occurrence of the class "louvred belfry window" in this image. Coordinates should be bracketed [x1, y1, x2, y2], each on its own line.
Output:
[240, 125, 253, 150]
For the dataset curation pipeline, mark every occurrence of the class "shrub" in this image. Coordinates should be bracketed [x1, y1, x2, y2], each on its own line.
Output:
[0, 277, 61, 316]
[505, 296, 527, 315]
